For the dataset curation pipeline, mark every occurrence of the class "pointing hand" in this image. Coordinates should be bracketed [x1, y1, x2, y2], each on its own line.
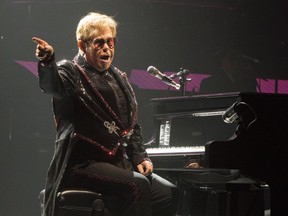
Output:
[32, 37, 54, 61]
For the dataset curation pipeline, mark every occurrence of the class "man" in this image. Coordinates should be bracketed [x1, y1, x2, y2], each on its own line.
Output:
[32, 12, 178, 216]
[199, 49, 259, 94]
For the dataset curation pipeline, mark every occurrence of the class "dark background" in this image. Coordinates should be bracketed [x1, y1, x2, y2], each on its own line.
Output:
[0, 0, 288, 215]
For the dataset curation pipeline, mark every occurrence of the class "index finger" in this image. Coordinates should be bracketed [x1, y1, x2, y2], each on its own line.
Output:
[32, 37, 48, 46]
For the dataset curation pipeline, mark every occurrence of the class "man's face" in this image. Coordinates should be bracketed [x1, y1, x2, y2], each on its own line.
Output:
[84, 28, 116, 72]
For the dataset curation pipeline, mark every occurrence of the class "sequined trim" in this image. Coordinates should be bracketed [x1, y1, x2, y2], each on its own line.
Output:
[74, 133, 122, 156]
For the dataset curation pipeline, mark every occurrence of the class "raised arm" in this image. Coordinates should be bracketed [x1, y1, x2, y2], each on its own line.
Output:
[32, 37, 66, 98]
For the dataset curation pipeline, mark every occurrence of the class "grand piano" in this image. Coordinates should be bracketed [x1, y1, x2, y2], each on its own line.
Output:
[145, 92, 288, 216]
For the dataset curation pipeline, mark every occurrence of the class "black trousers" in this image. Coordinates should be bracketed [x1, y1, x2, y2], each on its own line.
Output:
[63, 158, 179, 216]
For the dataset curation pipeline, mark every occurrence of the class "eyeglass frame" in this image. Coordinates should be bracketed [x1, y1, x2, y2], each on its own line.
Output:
[85, 37, 118, 49]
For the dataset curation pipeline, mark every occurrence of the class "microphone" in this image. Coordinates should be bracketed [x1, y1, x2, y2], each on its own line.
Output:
[147, 66, 180, 90]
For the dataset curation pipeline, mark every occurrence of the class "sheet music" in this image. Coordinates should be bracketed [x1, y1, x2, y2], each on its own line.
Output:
[159, 119, 171, 146]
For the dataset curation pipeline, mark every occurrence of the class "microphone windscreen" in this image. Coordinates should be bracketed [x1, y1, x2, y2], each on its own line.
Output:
[147, 66, 157, 75]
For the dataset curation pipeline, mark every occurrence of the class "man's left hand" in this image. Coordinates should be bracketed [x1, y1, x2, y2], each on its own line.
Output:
[137, 160, 153, 176]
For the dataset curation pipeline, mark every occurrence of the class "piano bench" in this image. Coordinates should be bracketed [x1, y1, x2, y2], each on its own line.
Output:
[39, 189, 111, 216]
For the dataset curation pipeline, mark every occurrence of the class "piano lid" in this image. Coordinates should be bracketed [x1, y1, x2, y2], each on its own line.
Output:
[149, 92, 256, 115]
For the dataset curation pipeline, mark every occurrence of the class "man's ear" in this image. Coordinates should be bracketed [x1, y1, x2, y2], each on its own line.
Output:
[78, 40, 86, 53]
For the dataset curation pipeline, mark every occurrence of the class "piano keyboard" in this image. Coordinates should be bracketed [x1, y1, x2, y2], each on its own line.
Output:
[146, 146, 205, 156]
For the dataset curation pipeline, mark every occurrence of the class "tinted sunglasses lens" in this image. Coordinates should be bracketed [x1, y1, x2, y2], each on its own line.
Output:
[107, 37, 117, 48]
[93, 39, 105, 49]
[92, 37, 117, 49]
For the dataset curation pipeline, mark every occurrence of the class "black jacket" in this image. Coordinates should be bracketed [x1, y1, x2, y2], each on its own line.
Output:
[38, 53, 150, 216]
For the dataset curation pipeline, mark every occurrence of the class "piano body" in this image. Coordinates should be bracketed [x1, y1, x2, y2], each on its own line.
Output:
[204, 92, 288, 216]
[145, 92, 239, 168]
[145, 92, 288, 215]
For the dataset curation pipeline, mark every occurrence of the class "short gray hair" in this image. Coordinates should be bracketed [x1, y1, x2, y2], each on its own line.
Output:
[76, 12, 117, 42]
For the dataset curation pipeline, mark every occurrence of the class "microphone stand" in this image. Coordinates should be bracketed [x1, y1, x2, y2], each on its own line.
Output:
[171, 68, 191, 96]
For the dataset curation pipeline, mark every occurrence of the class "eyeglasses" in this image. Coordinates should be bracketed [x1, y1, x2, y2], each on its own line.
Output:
[87, 37, 117, 49]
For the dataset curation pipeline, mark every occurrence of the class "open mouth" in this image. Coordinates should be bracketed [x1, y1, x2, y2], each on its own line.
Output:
[100, 55, 110, 61]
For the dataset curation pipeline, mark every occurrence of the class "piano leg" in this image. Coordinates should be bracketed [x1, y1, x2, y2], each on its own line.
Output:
[269, 183, 288, 216]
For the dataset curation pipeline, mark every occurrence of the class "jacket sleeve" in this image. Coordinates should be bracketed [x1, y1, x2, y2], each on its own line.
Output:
[38, 57, 77, 98]
[125, 124, 151, 166]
